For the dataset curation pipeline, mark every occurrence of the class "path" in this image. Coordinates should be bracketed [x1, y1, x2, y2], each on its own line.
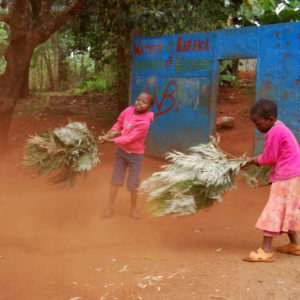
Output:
[0, 111, 299, 300]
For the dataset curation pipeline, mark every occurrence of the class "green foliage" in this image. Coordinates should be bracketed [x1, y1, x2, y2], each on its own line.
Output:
[239, 0, 300, 25]
[23, 122, 100, 187]
[75, 73, 107, 94]
[219, 61, 238, 87]
[63, 0, 244, 105]
[243, 164, 271, 186]
[0, 22, 7, 73]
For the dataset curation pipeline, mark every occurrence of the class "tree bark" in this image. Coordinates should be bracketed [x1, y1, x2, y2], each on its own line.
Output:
[117, 44, 129, 112]
[0, 0, 87, 154]
[44, 50, 54, 91]
[19, 58, 32, 98]
[53, 32, 59, 91]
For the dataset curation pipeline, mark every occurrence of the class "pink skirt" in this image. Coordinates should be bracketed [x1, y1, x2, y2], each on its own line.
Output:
[256, 176, 300, 233]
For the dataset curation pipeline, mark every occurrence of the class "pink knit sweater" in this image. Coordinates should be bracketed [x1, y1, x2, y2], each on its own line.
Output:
[111, 106, 154, 154]
[257, 121, 300, 182]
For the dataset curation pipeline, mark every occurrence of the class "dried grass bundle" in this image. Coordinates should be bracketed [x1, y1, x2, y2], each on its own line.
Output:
[141, 136, 249, 216]
[23, 122, 100, 187]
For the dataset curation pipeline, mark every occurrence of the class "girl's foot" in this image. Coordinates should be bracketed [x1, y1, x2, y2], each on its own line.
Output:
[276, 243, 300, 255]
[130, 209, 141, 219]
[243, 247, 275, 262]
[103, 208, 113, 218]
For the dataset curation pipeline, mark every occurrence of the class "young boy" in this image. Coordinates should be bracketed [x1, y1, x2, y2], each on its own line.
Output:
[99, 92, 154, 219]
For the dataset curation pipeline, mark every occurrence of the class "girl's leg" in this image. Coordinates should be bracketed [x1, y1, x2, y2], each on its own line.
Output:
[288, 231, 299, 245]
[262, 236, 273, 253]
[262, 231, 280, 252]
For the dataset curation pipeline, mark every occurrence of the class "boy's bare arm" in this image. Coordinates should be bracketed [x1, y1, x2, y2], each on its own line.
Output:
[98, 130, 121, 143]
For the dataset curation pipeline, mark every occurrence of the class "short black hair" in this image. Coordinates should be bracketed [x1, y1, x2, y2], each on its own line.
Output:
[250, 98, 277, 119]
[143, 92, 155, 106]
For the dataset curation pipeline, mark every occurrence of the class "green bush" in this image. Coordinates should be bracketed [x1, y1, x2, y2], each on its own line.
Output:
[75, 73, 107, 94]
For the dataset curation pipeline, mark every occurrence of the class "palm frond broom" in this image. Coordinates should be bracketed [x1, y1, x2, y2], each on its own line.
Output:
[23, 122, 100, 187]
[141, 136, 269, 217]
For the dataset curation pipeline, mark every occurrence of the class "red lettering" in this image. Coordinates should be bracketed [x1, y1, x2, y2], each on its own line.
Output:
[134, 41, 140, 55]
[157, 44, 162, 53]
[187, 40, 192, 51]
[144, 45, 149, 54]
[155, 81, 177, 117]
[176, 37, 182, 52]
[134, 42, 163, 55]
[192, 40, 197, 51]
[205, 38, 209, 51]
[183, 41, 188, 52]
[198, 40, 204, 51]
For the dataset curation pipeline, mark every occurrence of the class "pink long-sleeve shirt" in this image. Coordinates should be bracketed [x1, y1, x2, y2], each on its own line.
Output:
[111, 106, 154, 154]
[257, 121, 300, 182]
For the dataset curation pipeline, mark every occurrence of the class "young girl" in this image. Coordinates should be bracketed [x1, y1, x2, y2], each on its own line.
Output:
[99, 92, 154, 219]
[244, 98, 300, 262]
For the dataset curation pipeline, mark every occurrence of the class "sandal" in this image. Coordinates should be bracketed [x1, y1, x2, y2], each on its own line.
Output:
[276, 243, 300, 256]
[243, 247, 275, 262]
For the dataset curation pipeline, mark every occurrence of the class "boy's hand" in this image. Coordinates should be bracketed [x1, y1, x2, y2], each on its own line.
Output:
[98, 130, 120, 143]
[98, 136, 114, 143]
[101, 137, 114, 143]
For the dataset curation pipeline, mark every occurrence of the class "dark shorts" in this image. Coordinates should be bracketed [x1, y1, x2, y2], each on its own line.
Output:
[111, 147, 144, 190]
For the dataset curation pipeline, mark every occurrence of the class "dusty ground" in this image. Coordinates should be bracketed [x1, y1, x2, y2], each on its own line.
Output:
[0, 87, 300, 300]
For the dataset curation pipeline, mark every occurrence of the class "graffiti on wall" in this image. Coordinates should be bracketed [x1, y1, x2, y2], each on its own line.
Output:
[132, 23, 300, 156]
[146, 81, 180, 117]
[133, 35, 213, 117]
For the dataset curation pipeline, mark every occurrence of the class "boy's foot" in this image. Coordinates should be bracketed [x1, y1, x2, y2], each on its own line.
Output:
[102, 208, 113, 218]
[276, 243, 300, 255]
[130, 209, 141, 219]
[243, 247, 275, 262]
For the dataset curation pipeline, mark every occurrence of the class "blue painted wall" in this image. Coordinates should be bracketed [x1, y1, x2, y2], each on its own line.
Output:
[131, 22, 300, 156]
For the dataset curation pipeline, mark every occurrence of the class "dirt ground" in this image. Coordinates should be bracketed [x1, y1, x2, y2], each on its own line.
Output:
[1, 87, 300, 300]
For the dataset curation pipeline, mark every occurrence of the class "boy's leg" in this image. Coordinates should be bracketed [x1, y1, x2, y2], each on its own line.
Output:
[130, 190, 140, 219]
[103, 148, 127, 217]
[103, 184, 119, 217]
[126, 153, 143, 219]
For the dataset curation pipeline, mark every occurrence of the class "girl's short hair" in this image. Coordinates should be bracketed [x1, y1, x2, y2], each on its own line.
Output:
[250, 98, 277, 119]
[144, 92, 155, 106]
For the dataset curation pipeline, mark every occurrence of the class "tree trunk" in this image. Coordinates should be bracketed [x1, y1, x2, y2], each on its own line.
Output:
[58, 48, 68, 89]
[94, 60, 101, 75]
[0, 106, 14, 153]
[40, 52, 44, 91]
[117, 44, 129, 112]
[19, 61, 31, 98]
[0, 0, 87, 154]
[0, 41, 34, 153]
[53, 32, 59, 91]
[44, 50, 54, 91]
